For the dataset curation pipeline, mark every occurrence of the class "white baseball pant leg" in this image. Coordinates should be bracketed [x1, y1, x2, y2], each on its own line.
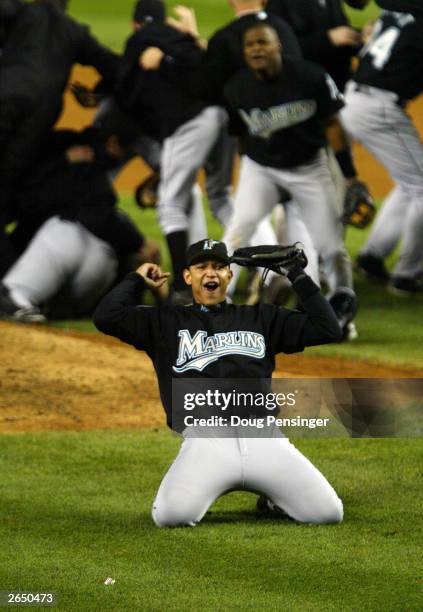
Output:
[275, 151, 346, 288]
[223, 152, 351, 294]
[188, 184, 208, 244]
[152, 432, 343, 527]
[3, 216, 118, 313]
[358, 186, 408, 259]
[341, 83, 423, 278]
[283, 204, 320, 284]
[158, 106, 229, 235]
[204, 126, 236, 226]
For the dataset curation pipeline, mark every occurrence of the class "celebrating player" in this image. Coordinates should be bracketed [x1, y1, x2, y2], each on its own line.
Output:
[341, 5, 423, 294]
[222, 22, 357, 335]
[94, 238, 344, 527]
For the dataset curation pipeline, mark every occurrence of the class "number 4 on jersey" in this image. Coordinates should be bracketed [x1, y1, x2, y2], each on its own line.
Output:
[366, 26, 400, 69]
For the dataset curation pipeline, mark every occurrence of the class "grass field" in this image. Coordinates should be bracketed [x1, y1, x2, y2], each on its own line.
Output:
[2, 3, 422, 611]
[1, 432, 422, 611]
[68, 0, 381, 50]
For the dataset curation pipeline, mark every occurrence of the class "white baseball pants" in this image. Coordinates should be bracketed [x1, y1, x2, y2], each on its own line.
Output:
[3, 216, 117, 314]
[223, 150, 352, 293]
[341, 82, 423, 278]
[152, 432, 343, 527]
[158, 106, 231, 235]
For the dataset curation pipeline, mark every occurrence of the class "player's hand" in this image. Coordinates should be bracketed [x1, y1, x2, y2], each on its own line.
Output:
[167, 5, 199, 37]
[66, 145, 95, 163]
[139, 47, 165, 70]
[136, 263, 170, 291]
[328, 26, 362, 47]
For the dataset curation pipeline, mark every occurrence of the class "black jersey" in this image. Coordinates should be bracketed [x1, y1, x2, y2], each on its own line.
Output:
[224, 58, 344, 169]
[266, 0, 365, 90]
[158, 11, 301, 105]
[354, 10, 423, 100]
[93, 273, 341, 430]
[11, 130, 144, 257]
[118, 23, 206, 141]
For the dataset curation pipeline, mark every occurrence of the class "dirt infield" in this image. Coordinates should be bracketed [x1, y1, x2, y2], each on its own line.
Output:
[1, 321, 420, 434]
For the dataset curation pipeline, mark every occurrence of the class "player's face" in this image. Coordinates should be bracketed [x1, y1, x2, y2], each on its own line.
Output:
[244, 26, 282, 77]
[183, 260, 233, 305]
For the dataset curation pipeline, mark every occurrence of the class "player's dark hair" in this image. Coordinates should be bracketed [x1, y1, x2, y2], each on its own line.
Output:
[243, 21, 279, 42]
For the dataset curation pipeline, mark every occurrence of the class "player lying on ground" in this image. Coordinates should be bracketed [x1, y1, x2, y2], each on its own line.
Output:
[94, 238, 344, 527]
[0, 121, 162, 323]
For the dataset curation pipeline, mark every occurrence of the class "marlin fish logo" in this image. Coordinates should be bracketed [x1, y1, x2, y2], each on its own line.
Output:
[173, 329, 266, 373]
[203, 239, 220, 250]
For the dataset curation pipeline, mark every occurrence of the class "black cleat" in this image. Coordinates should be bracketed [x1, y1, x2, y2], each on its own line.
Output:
[256, 495, 294, 520]
[355, 253, 390, 283]
[389, 276, 423, 296]
[0, 283, 46, 323]
[328, 287, 358, 340]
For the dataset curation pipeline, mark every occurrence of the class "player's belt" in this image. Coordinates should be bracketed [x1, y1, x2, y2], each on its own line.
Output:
[351, 82, 406, 108]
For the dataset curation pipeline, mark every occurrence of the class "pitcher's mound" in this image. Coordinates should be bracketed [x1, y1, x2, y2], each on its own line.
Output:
[0, 321, 420, 433]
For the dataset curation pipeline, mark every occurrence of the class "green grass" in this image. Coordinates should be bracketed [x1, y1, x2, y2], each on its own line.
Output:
[0, 431, 421, 611]
[67, 0, 381, 51]
[69, 0, 233, 50]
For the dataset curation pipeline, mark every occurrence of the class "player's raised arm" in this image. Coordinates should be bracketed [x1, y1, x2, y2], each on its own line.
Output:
[93, 265, 169, 349]
[232, 245, 344, 353]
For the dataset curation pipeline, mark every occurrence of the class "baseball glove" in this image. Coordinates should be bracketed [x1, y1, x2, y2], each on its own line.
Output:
[134, 172, 160, 209]
[343, 180, 376, 229]
[231, 243, 308, 276]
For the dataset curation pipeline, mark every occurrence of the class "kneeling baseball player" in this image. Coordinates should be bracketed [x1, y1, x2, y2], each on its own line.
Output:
[94, 239, 344, 527]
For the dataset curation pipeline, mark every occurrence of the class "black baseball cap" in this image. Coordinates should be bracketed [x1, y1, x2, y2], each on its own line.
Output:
[186, 239, 231, 267]
[133, 0, 165, 24]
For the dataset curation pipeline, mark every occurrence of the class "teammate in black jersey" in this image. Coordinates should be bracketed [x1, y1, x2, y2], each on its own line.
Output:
[222, 22, 357, 334]
[94, 238, 343, 527]
[341, 8, 423, 293]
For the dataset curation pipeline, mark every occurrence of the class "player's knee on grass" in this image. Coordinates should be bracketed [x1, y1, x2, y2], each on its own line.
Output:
[152, 497, 203, 528]
[296, 496, 344, 525]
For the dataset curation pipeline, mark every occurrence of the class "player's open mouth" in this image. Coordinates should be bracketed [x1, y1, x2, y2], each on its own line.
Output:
[203, 281, 219, 292]
[250, 53, 266, 62]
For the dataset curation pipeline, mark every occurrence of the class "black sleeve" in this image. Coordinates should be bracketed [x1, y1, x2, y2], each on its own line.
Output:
[314, 68, 345, 119]
[268, 275, 342, 354]
[223, 75, 247, 137]
[75, 22, 120, 85]
[93, 273, 158, 351]
[102, 210, 145, 257]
